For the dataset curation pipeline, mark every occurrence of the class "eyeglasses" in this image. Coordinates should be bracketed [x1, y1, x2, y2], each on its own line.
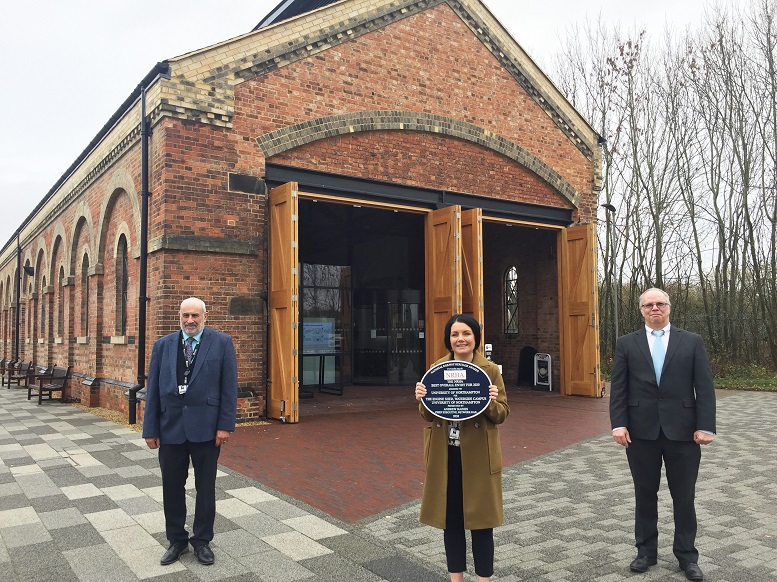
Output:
[641, 302, 670, 310]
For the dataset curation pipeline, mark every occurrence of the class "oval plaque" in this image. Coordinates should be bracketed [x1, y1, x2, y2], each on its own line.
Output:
[420, 360, 491, 421]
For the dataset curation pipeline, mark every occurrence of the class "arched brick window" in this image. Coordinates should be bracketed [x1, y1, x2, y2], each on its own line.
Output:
[116, 235, 128, 335]
[26, 281, 33, 341]
[81, 254, 90, 336]
[57, 266, 65, 337]
[39, 276, 47, 336]
[504, 266, 519, 334]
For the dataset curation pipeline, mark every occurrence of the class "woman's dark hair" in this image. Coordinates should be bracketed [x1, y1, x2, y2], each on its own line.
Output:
[443, 313, 481, 352]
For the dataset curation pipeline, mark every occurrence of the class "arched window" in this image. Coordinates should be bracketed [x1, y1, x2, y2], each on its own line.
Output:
[504, 266, 519, 334]
[116, 235, 128, 335]
[27, 281, 33, 340]
[39, 276, 47, 336]
[81, 254, 90, 336]
[57, 266, 65, 337]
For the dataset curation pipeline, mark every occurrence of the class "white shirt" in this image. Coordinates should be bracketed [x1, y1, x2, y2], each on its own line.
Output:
[646, 324, 670, 356]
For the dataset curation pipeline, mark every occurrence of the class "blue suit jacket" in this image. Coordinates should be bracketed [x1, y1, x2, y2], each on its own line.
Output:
[609, 326, 716, 441]
[142, 327, 238, 444]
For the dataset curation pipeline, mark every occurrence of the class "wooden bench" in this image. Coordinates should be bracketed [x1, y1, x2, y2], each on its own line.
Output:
[31, 364, 55, 386]
[4, 360, 33, 388]
[1, 359, 17, 387]
[29, 366, 70, 405]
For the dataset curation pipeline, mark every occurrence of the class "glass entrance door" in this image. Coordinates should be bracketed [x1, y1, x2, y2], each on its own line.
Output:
[353, 290, 424, 385]
[387, 299, 424, 384]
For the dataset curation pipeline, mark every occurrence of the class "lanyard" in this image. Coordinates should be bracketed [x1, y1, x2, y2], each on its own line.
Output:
[182, 338, 200, 386]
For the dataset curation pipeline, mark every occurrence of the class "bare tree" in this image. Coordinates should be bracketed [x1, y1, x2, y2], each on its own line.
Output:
[552, 0, 777, 371]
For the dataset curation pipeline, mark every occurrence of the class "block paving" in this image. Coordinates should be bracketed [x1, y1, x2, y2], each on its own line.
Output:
[365, 391, 777, 581]
[1, 387, 775, 581]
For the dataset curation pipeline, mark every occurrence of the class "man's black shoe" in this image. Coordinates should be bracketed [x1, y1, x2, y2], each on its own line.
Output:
[160, 542, 189, 565]
[629, 555, 657, 573]
[680, 562, 704, 581]
[194, 544, 215, 565]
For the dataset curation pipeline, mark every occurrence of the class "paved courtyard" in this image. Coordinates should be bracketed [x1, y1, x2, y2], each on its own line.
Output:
[1, 386, 775, 581]
[365, 390, 777, 581]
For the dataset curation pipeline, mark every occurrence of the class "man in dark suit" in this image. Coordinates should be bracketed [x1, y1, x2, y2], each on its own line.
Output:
[142, 297, 238, 566]
[610, 288, 716, 582]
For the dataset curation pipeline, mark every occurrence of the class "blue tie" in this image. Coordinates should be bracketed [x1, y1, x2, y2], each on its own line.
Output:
[651, 330, 665, 384]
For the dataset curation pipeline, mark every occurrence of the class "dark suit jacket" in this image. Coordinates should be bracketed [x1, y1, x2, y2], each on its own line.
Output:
[142, 327, 238, 444]
[610, 326, 715, 441]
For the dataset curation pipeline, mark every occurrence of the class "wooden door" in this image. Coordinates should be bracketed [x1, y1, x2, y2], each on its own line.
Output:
[461, 208, 484, 351]
[425, 205, 462, 367]
[559, 223, 602, 397]
[268, 183, 300, 422]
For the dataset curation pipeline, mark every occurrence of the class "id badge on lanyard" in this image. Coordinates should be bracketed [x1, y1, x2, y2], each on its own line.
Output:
[179, 340, 197, 394]
[178, 366, 190, 395]
[448, 421, 461, 447]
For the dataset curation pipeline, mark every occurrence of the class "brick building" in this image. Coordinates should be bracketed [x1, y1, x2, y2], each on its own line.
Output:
[0, 0, 603, 423]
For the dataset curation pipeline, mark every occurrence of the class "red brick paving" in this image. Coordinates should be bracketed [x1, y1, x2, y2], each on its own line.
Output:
[221, 387, 612, 524]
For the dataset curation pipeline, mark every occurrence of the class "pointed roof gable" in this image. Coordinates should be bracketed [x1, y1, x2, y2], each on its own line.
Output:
[168, 0, 599, 162]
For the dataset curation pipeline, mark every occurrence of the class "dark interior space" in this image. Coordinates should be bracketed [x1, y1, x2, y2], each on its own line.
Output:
[482, 223, 559, 389]
[298, 201, 426, 387]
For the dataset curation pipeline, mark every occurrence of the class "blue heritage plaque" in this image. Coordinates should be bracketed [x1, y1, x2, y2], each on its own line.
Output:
[420, 360, 491, 421]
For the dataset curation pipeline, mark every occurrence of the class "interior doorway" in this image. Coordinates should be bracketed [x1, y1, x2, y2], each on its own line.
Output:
[298, 200, 425, 388]
[353, 289, 424, 384]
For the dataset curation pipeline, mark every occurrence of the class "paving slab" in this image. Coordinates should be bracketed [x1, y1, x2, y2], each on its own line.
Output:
[1, 387, 775, 581]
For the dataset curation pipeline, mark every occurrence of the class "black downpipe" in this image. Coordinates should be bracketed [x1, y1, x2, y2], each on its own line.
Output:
[129, 86, 150, 424]
[263, 182, 270, 420]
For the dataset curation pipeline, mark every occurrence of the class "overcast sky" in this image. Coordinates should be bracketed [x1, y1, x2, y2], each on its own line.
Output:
[0, 0, 718, 248]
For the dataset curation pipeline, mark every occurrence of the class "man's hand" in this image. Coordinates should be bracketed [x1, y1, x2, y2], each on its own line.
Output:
[145, 437, 160, 449]
[693, 431, 715, 445]
[612, 428, 631, 448]
[216, 430, 231, 447]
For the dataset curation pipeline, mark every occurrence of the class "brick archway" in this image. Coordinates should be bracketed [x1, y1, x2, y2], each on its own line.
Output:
[256, 111, 580, 206]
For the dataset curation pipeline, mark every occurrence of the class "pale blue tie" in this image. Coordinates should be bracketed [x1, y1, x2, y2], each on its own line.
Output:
[651, 330, 665, 384]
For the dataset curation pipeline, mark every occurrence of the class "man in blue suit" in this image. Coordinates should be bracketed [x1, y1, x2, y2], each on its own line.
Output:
[610, 288, 716, 581]
[143, 297, 238, 566]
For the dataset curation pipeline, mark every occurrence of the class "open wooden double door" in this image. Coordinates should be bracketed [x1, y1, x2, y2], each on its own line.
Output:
[268, 182, 601, 423]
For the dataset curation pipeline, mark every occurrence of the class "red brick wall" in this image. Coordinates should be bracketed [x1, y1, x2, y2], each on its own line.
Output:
[271, 131, 573, 209]
[233, 4, 593, 209]
[148, 119, 267, 420]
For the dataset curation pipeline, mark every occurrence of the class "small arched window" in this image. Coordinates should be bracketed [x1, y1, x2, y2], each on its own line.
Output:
[57, 266, 65, 337]
[81, 254, 90, 336]
[504, 266, 519, 334]
[40, 276, 47, 335]
[116, 235, 128, 335]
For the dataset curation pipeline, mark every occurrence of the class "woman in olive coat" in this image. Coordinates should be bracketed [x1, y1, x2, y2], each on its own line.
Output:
[415, 314, 509, 582]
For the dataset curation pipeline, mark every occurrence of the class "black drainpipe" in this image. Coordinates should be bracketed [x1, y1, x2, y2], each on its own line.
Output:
[263, 181, 271, 420]
[129, 86, 150, 424]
